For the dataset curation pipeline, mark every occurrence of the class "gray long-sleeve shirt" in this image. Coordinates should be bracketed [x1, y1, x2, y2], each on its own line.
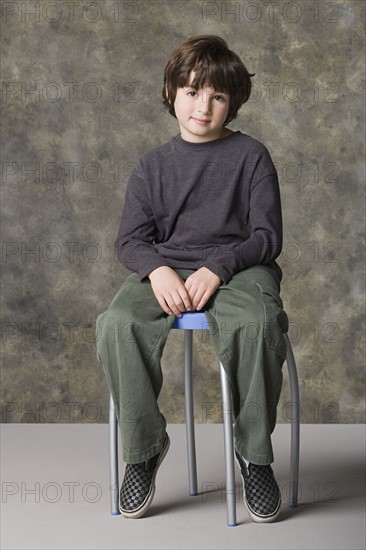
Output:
[114, 130, 284, 288]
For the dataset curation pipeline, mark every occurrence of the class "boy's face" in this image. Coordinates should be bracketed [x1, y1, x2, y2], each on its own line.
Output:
[172, 70, 230, 143]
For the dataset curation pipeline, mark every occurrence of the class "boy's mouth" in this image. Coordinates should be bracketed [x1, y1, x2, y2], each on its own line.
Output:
[192, 117, 211, 124]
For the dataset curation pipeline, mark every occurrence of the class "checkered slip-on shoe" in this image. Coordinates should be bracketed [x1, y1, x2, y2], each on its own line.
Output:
[235, 451, 281, 523]
[119, 433, 170, 519]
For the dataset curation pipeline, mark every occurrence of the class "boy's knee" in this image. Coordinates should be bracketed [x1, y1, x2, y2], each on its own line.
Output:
[96, 308, 125, 342]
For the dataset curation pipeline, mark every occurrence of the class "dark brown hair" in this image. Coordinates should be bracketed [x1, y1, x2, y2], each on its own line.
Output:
[162, 35, 255, 126]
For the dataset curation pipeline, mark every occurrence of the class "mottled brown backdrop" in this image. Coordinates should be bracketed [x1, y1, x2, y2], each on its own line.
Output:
[1, 0, 365, 425]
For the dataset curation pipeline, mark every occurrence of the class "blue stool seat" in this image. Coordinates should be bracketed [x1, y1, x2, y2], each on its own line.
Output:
[108, 310, 300, 526]
[171, 310, 208, 329]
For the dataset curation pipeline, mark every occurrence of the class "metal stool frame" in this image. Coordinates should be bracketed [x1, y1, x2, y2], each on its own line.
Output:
[108, 311, 300, 526]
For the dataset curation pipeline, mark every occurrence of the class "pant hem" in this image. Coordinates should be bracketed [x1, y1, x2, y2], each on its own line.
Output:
[234, 440, 274, 466]
[122, 433, 167, 464]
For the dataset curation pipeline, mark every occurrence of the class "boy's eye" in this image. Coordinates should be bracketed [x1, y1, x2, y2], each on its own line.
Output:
[186, 90, 226, 102]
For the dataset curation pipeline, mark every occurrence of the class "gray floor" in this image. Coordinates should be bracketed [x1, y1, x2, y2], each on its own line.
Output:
[1, 424, 365, 550]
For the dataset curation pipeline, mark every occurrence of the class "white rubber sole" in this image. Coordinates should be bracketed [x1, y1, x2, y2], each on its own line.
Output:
[245, 494, 281, 523]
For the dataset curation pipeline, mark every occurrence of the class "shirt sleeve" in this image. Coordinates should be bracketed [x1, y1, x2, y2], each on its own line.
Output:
[200, 170, 283, 285]
[114, 163, 169, 281]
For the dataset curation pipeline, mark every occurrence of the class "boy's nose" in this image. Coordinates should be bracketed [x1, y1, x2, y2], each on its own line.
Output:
[198, 100, 211, 114]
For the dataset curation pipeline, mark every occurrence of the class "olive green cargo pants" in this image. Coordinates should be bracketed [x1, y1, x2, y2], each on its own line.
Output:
[95, 266, 289, 466]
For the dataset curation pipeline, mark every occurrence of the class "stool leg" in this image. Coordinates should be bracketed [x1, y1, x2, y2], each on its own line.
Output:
[219, 362, 237, 527]
[109, 393, 120, 515]
[284, 334, 300, 508]
[184, 329, 198, 496]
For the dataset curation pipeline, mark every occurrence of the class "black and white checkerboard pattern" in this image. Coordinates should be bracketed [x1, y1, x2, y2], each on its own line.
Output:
[119, 462, 155, 512]
[119, 435, 170, 514]
[235, 452, 281, 517]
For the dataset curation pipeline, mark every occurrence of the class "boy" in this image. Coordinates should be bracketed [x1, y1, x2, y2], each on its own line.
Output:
[96, 35, 289, 523]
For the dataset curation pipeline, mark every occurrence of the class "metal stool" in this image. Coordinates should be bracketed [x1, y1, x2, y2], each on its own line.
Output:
[108, 311, 300, 526]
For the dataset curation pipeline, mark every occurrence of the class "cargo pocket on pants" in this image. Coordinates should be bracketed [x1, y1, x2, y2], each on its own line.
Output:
[254, 282, 289, 360]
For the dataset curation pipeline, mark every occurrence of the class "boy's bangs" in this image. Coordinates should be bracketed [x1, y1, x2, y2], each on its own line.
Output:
[181, 63, 231, 94]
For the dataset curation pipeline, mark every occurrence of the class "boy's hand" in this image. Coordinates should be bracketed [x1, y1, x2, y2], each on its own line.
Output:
[148, 266, 194, 317]
[184, 267, 222, 311]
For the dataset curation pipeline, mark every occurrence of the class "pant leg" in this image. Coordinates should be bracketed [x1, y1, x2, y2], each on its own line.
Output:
[95, 269, 196, 464]
[203, 266, 289, 465]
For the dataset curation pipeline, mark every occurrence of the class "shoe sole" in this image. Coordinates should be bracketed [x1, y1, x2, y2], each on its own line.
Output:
[119, 433, 170, 519]
[234, 454, 281, 523]
[244, 494, 281, 523]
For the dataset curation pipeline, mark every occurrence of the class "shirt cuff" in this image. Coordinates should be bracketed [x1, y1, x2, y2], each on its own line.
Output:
[199, 261, 233, 285]
[138, 260, 171, 282]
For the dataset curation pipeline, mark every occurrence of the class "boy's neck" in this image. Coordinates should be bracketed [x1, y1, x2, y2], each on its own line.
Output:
[179, 127, 234, 144]
[219, 128, 234, 139]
